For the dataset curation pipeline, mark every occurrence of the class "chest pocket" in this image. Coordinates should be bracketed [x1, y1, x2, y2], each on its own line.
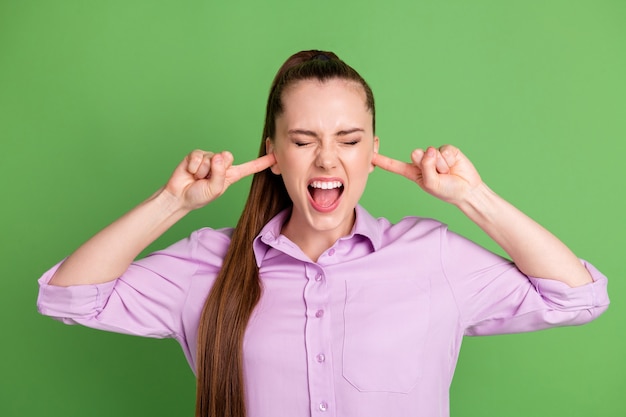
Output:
[342, 278, 430, 393]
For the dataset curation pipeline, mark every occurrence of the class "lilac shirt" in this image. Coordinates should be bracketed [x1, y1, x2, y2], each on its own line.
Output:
[37, 205, 609, 417]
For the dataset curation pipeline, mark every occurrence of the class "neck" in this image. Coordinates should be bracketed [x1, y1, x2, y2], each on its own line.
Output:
[281, 211, 355, 262]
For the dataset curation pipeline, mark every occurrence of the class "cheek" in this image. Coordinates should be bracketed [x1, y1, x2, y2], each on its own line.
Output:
[272, 148, 295, 175]
[345, 150, 374, 172]
[275, 156, 308, 191]
[349, 158, 375, 187]
[277, 157, 299, 177]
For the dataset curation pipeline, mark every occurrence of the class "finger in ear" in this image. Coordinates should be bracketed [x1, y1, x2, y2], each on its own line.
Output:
[265, 138, 281, 175]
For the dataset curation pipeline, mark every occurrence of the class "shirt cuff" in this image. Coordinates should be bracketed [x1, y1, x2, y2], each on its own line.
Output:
[37, 261, 117, 323]
[527, 260, 610, 311]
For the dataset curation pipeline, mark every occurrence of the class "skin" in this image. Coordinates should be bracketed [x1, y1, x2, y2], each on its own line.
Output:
[266, 78, 379, 260]
[49, 151, 275, 286]
[50, 76, 592, 288]
[373, 146, 593, 287]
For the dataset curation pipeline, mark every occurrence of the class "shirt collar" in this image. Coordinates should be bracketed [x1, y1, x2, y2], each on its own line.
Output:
[252, 204, 382, 267]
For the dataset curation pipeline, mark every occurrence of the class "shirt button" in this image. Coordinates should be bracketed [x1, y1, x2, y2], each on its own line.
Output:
[315, 309, 324, 318]
[315, 273, 323, 282]
[316, 353, 326, 363]
[328, 248, 335, 256]
[319, 401, 328, 412]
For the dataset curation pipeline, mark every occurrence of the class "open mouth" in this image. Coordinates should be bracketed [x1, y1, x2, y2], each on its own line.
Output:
[308, 179, 344, 210]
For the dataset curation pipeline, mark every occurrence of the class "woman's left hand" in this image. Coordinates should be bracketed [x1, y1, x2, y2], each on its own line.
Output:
[373, 144, 594, 287]
[372, 145, 482, 206]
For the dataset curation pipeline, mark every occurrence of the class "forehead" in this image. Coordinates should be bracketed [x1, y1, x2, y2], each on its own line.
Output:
[277, 78, 372, 131]
[282, 78, 367, 105]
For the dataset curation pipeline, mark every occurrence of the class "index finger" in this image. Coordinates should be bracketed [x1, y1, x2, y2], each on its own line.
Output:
[372, 153, 420, 181]
[229, 153, 277, 182]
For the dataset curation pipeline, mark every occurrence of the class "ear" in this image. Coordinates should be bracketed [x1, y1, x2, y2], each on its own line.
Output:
[265, 138, 281, 175]
[369, 136, 380, 173]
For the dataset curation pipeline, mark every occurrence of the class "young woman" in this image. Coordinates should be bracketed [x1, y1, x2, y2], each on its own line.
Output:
[38, 50, 609, 417]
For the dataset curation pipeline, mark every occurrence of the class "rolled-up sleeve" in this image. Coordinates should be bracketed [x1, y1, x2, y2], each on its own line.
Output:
[440, 228, 610, 336]
[36, 228, 227, 340]
[37, 263, 117, 323]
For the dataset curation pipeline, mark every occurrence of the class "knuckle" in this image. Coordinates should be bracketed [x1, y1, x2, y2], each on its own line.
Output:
[188, 150, 204, 163]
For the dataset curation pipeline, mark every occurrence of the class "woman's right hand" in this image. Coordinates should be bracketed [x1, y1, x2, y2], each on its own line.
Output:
[164, 150, 276, 210]
[48, 150, 276, 287]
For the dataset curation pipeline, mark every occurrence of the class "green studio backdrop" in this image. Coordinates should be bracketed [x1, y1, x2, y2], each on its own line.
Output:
[1, 1, 624, 416]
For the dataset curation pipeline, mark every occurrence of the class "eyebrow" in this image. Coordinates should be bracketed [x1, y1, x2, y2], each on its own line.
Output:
[287, 128, 365, 137]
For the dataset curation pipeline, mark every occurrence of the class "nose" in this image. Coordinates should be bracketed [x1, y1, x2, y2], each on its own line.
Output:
[315, 143, 338, 170]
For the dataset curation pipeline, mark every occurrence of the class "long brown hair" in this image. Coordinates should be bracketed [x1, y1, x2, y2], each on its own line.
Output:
[195, 50, 376, 417]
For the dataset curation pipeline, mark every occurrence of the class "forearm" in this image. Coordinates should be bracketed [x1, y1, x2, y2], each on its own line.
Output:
[456, 182, 593, 287]
[49, 188, 191, 287]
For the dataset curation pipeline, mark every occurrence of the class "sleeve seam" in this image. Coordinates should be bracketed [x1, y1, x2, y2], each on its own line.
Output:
[438, 225, 467, 329]
[173, 230, 202, 341]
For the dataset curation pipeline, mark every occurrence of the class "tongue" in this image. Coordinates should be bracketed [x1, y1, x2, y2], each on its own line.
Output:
[310, 187, 341, 208]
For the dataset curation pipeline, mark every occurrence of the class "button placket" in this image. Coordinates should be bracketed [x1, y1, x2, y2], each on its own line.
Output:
[303, 263, 336, 416]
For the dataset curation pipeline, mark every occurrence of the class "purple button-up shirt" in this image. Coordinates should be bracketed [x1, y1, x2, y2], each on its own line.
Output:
[37, 205, 609, 417]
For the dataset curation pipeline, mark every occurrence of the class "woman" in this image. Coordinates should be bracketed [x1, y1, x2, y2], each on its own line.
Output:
[38, 50, 609, 417]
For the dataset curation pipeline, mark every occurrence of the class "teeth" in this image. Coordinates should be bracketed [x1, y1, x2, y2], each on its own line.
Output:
[310, 180, 343, 189]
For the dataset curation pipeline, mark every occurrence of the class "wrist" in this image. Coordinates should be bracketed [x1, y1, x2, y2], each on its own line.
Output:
[150, 187, 193, 220]
[455, 182, 500, 222]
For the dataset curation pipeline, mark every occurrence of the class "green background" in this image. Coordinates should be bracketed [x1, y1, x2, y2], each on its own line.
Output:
[1, 0, 624, 416]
